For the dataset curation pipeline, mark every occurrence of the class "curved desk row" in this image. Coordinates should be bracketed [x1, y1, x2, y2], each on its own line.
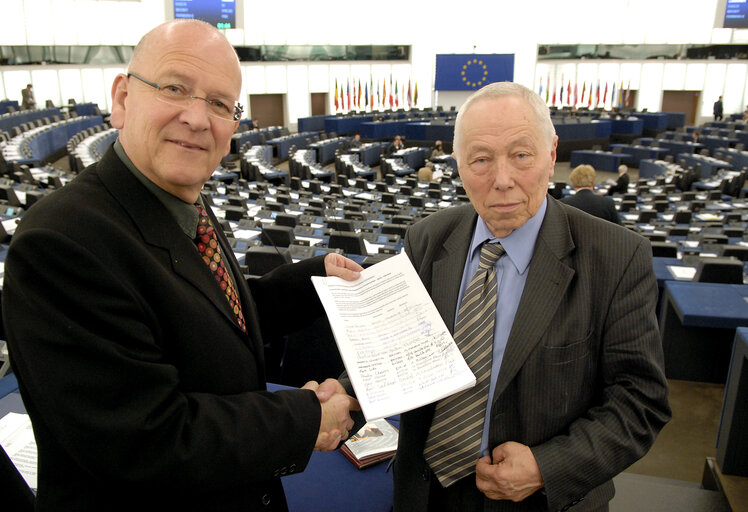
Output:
[0, 108, 61, 136]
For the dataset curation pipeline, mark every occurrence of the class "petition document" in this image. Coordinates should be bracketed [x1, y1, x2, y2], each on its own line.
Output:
[0, 412, 37, 489]
[312, 252, 475, 420]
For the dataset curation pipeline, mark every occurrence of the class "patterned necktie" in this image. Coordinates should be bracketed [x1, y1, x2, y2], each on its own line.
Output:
[195, 204, 247, 334]
[423, 241, 505, 487]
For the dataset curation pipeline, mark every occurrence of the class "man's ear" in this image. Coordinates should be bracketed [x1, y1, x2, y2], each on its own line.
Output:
[109, 74, 128, 129]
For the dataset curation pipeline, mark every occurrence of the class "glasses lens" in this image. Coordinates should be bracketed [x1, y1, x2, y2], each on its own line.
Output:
[153, 93, 237, 122]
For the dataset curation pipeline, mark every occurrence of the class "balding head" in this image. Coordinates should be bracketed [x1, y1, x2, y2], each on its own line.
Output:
[109, 19, 243, 203]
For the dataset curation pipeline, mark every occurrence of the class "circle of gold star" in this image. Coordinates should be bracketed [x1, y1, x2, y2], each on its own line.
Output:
[461, 58, 489, 88]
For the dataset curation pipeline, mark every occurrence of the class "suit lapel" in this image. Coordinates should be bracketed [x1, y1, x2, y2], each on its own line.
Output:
[431, 207, 477, 332]
[493, 198, 576, 399]
[96, 148, 250, 340]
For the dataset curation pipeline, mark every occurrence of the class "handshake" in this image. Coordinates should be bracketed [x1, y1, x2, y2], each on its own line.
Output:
[303, 378, 361, 452]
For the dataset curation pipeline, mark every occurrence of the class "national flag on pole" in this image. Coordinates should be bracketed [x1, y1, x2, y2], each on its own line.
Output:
[595, 81, 600, 107]
[334, 79, 339, 111]
[611, 82, 617, 109]
[573, 82, 578, 107]
[538, 75, 543, 98]
[624, 80, 631, 107]
[603, 82, 609, 105]
[545, 75, 550, 103]
[346, 80, 351, 111]
[559, 77, 564, 105]
[358, 80, 362, 109]
[365, 82, 369, 111]
[382, 78, 387, 107]
[414, 81, 418, 106]
[389, 76, 393, 108]
[407, 79, 412, 108]
[581, 82, 586, 106]
[395, 81, 399, 107]
[552, 86, 557, 107]
[566, 81, 571, 106]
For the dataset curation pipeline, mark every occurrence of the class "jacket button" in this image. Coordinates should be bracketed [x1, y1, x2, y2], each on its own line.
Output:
[289, 464, 296, 473]
[261, 494, 271, 506]
[422, 469, 430, 481]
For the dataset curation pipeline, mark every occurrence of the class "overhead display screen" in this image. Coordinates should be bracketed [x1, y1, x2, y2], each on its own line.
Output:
[724, 0, 748, 28]
[173, 1, 237, 29]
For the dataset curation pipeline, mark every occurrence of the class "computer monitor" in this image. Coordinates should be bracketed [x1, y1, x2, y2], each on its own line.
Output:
[328, 232, 367, 255]
[381, 224, 408, 237]
[650, 241, 678, 258]
[326, 219, 355, 231]
[719, 245, 748, 262]
[245, 246, 292, 276]
[694, 257, 744, 284]
[274, 213, 297, 228]
[260, 225, 295, 247]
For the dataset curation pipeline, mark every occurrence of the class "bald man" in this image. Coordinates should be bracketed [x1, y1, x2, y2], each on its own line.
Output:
[3, 20, 361, 510]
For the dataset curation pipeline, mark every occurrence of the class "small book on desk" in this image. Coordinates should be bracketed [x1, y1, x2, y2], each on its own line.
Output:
[340, 418, 398, 469]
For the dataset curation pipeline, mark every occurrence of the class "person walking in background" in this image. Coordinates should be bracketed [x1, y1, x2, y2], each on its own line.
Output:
[713, 95, 724, 121]
[21, 83, 35, 109]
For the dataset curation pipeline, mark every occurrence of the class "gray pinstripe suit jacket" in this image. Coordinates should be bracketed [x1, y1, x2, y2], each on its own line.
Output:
[394, 197, 671, 512]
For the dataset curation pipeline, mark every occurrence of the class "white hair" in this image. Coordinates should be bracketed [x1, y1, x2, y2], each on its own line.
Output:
[452, 81, 556, 158]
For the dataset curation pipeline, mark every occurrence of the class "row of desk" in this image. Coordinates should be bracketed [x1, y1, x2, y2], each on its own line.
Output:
[0, 108, 61, 137]
[2, 116, 103, 167]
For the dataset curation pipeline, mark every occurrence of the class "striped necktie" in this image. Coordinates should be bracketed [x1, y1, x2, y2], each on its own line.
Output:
[195, 204, 247, 334]
[423, 241, 505, 487]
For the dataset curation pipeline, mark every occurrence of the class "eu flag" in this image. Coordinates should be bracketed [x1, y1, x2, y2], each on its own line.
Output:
[435, 54, 515, 91]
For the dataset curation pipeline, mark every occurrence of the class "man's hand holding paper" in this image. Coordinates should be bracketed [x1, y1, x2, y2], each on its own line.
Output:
[312, 252, 476, 421]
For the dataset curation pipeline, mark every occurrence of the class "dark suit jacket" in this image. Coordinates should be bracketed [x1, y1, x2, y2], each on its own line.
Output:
[3, 147, 328, 511]
[606, 173, 629, 196]
[560, 189, 621, 224]
[395, 199, 670, 512]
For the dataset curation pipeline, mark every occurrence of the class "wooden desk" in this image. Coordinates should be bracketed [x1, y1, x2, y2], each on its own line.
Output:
[703, 457, 748, 512]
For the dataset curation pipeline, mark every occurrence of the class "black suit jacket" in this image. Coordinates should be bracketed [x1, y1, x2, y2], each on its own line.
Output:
[3, 147, 328, 511]
[560, 189, 621, 224]
[395, 199, 670, 512]
[606, 173, 629, 196]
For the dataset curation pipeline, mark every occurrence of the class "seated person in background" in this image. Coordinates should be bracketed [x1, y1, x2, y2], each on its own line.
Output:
[387, 134, 405, 155]
[743, 107, 748, 122]
[431, 140, 445, 159]
[607, 163, 630, 196]
[692, 131, 700, 143]
[350, 132, 362, 148]
[417, 160, 434, 182]
[3, 19, 362, 510]
[561, 164, 621, 224]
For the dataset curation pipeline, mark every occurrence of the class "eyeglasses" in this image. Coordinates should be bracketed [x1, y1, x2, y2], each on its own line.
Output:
[127, 72, 243, 122]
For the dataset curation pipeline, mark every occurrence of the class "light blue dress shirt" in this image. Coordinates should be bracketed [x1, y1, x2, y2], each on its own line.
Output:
[454, 199, 548, 457]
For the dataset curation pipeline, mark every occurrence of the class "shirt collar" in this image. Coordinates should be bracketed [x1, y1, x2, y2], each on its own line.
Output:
[470, 197, 548, 275]
[114, 138, 200, 238]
